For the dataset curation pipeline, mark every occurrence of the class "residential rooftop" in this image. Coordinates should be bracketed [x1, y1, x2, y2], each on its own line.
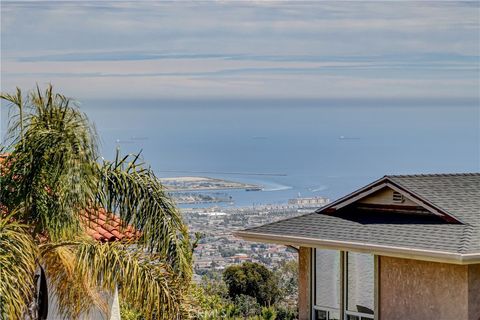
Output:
[236, 173, 480, 264]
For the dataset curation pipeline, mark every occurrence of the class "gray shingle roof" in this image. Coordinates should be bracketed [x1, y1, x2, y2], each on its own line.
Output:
[388, 174, 480, 227]
[238, 173, 480, 260]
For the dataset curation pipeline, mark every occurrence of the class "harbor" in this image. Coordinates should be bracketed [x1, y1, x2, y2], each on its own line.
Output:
[183, 196, 330, 278]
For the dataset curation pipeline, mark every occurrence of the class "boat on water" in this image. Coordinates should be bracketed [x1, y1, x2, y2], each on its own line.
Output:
[245, 187, 262, 191]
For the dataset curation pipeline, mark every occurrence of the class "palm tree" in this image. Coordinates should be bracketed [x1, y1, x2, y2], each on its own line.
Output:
[0, 85, 193, 319]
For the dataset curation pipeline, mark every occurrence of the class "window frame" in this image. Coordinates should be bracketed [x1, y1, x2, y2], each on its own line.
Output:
[344, 252, 375, 320]
[311, 248, 378, 320]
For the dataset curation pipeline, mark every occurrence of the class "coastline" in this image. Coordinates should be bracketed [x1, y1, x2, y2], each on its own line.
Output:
[160, 176, 262, 192]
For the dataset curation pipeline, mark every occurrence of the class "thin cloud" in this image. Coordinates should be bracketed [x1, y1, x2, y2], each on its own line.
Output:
[1, 1, 479, 100]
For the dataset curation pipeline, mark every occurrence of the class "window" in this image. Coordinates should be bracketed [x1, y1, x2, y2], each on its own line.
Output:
[313, 249, 340, 320]
[314, 308, 340, 320]
[313, 249, 375, 320]
[345, 252, 374, 319]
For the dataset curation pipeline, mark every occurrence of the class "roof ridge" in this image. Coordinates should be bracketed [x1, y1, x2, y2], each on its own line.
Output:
[387, 173, 480, 178]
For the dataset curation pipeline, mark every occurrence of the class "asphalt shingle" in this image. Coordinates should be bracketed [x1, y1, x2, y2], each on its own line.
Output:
[241, 173, 480, 256]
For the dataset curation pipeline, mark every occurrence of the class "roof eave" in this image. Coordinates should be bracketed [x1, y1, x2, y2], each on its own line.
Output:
[234, 230, 480, 265]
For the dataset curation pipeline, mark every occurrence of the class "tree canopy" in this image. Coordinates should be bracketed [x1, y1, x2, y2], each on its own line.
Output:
[0, 85, 193, 319]
[223, 262, 281, 307]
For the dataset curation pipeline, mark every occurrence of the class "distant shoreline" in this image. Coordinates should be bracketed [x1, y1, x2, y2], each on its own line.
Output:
[158, 170, 287, 177]
[160, 176, 262, 192]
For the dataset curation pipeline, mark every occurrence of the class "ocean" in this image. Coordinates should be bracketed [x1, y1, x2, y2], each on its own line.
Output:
[24, 98, 480, 206]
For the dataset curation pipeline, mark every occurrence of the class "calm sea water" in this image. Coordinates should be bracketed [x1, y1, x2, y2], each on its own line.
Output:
[7, 99, 479, 207]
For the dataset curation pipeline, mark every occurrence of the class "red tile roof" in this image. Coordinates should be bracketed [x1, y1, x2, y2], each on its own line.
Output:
[80, 208, 139, 242]
[0, 154, 9, 175]
[0, 153, 138, 242]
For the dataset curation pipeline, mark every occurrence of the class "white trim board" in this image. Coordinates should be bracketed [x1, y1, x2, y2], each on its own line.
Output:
[234, 231, 480, 265]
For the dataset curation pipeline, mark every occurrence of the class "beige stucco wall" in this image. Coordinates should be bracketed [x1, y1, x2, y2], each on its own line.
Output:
[298, 247, 311, 320]
[379, 256, 480, 320]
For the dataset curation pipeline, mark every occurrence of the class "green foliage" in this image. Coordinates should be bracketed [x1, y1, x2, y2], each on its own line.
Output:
[234, 294, 262, 318]
[219, 246, 238, 258]
[275, 260, 298, 302]
[200, 275, 229, 298]
[223, 262, 281, 306]
[0, 216, 37, 319]
[261, 306, 277, 320]
[192, 267, 297, 320]
[96, 153, 193, 282]
[188, 280, 237, 320]
[274, 305, 297, 320]
[120, 302, 145, 320]
[1, 85, 98, 241]
[0, 85, 193, 319]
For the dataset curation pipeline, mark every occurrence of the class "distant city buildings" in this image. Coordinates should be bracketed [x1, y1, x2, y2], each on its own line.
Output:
[288, 196, 329, 207]
[183, 198, 329, 278]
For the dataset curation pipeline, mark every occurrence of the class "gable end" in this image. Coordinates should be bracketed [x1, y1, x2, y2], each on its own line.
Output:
[318, 177, 462, 224]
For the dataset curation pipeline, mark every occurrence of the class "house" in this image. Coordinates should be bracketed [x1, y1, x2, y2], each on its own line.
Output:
[47, 208, 137, 320]
[1, 152, 135, 319]
[235, 174, 480, 320]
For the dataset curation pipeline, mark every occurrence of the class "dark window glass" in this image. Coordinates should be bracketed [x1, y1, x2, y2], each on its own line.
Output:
[315, 309, 327, 320]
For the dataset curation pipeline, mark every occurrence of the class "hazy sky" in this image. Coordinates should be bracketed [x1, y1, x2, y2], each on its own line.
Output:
[1, 1, 479, 100]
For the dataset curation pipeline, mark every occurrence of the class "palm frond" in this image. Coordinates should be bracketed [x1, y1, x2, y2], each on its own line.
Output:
[40, 241, 109, 319]
[1, 86, 194, 319]
[0, 216, 37, 319]
[96, 153, 193, 281]
[1, 86, 26, 143]
[74, 240, 185, 319]
[0, 84, 98, 240]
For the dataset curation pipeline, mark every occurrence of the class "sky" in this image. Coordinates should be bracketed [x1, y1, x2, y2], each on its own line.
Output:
[1, 1, 479, 101]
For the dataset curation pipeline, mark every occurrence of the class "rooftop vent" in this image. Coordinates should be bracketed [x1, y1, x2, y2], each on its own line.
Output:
[392, 191, 404, 203]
